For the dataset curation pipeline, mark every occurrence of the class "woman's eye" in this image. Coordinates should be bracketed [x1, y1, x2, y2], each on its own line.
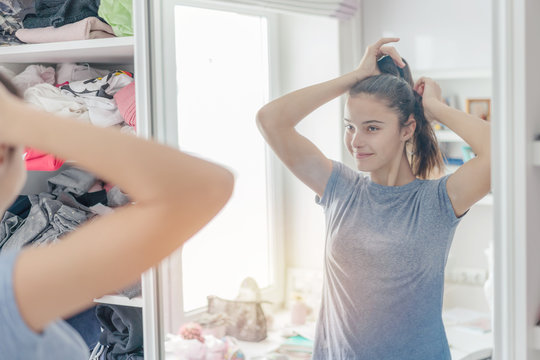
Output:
[345, 124, 354, 131]
[367, 126, 379, 132]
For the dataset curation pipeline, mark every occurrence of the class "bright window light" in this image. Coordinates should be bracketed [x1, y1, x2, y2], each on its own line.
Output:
[175, 5, 272, 312]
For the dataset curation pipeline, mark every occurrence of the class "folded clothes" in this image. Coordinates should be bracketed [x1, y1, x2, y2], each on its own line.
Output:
[16, 16, 115, 44]
[98, 0, 133, 37]
[23, 0, 101, 29]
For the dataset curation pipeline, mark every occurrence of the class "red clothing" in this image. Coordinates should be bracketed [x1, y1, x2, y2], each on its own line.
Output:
[24, 148, 64, 171]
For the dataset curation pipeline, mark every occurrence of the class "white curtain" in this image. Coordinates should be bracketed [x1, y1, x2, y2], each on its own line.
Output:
[221, 0, 359, 19]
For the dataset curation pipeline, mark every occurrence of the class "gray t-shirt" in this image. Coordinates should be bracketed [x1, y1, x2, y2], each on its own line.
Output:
[313, 161, 462, 360]
[0, 249, 88, 360]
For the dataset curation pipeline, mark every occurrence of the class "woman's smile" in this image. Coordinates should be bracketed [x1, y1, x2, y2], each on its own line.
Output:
[354, 152, 374, 159]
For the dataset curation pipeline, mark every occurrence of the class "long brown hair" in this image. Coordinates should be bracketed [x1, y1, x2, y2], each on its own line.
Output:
[349, 57, 443, 179]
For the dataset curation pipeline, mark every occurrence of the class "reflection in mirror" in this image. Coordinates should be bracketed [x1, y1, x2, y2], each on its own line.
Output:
[165, 1, 493, 359]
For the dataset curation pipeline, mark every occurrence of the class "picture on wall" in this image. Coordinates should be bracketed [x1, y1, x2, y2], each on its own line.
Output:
[466, 98, 491, 121]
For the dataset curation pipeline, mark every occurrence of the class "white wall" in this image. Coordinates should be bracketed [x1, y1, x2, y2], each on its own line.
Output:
[361, 0, 492, 72]
[444, 205, 493, 312]
[276, 13, 342, 270]
[360, 0, 493, 314]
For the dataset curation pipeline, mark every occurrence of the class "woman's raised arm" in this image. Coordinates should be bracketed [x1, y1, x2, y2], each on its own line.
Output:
[0, 82, 234, 332]
[415, 77, 491, 216]
[256, 37, 405, 197]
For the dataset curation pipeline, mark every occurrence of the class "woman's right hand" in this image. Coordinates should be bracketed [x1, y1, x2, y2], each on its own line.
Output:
[354, 38, 406, 81]
[414, 77, 446, 122]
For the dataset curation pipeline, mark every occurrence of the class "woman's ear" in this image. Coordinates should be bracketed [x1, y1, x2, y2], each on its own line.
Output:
[401, 115, 416, 142]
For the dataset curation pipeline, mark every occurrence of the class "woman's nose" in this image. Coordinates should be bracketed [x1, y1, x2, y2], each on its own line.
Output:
[351, 132, 365, 148]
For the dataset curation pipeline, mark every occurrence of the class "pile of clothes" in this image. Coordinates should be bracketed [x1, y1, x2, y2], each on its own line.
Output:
[0, 165, 143, 351]
[0, 166, 130, 251]
[0, 0, 133, 45]
[1, 62, 137, 171]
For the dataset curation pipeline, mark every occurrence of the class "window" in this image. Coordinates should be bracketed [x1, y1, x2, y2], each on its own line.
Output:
[174, 5, 275, 312]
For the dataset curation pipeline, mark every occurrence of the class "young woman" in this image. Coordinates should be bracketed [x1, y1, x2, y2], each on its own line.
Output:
[0, 73, 234, 359]
[256, 38, 490, 359]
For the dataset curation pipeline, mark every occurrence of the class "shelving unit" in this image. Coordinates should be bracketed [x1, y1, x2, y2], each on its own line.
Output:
[0, 36, 145, 336]
[0, 38, 138, 310]
[94, 295, 143, 308]
[0, 37, 134, 64]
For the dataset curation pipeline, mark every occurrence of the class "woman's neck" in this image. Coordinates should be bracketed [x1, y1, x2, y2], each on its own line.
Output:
[369, 151, 416, 186]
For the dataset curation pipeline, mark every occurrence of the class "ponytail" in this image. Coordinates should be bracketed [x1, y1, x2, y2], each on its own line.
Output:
[410, 92, 444, 179]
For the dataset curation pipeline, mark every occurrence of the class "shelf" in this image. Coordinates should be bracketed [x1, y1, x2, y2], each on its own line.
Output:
[94, 294, 143, 308]
[436, 130, 464, 143]
[0, 36, 134, 64]
[533, 140, 540, 166]
[413, 68, 491, 80]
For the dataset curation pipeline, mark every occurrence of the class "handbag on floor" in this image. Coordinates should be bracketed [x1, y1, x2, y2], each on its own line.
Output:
[206, 295, 267, 342]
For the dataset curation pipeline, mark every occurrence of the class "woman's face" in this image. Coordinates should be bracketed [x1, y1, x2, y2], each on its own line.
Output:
[344, 94, 413, 173]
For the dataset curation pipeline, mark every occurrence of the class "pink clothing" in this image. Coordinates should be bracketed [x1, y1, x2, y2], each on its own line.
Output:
[24, 148, 64, 171]
[15, 17, 115, 44]
[113, 82, 136, 128]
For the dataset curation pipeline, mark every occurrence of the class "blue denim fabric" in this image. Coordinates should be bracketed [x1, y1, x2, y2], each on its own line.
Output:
[22, 0, 102, 28]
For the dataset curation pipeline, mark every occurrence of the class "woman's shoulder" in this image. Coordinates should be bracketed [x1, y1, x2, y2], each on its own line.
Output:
[316, 160, 367, 207]
[330, 160, 367, 184]
[0, 249, 88, 359]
